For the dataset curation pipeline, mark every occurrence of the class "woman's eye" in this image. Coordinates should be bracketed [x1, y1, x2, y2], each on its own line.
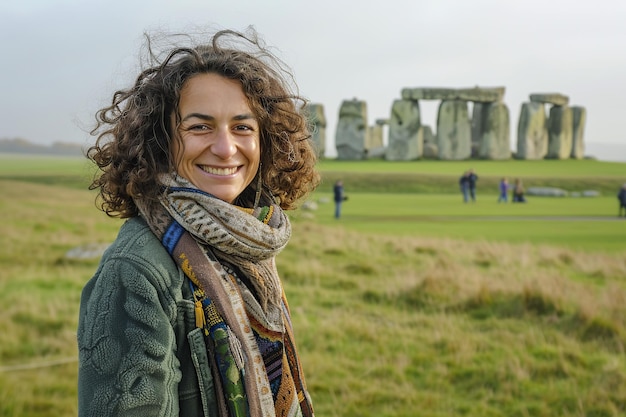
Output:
[234, 124, 253, 132]
[189, 124, 209, 132]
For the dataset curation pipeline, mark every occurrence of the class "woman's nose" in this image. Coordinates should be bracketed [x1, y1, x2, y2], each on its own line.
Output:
[211, 128, 237, 159]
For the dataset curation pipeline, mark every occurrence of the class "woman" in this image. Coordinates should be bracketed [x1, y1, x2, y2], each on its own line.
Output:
[78, 28, 318, 417]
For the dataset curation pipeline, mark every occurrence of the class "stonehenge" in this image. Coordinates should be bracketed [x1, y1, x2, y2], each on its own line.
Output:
[304, 103, 326, 158]
[436, 100, 472, 160]
[516, 102, 548, 159]
[546, 104, 574, 159]
[333, 99, 389, 160]
[478, 102, 511, 160]
[422, 125, 437, 159]
[517, 93, 586, 160]
[335, 98, 368, 160]
[402, 86, 505, 102]
[386, 99, 422, 160]
[366, 119, 386, 158]
[529, 93, 569, 107]
[571, 106, 586, 159]
[399, 87, 510, 161]
[313, 87, 586, 161]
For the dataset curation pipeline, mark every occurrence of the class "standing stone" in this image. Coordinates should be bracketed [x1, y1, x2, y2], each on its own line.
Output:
[304, 103, 326, 158]
[386, 99, 422, 160]
[546, 106, 573, 159]
[571, 106, 586, 159]
[516, 102, 548, 159]
[367, 124, 384, 150]
[471, 102, 485, 157]
[366, 124, 385, 159]
[335, 99, 368, 160]
[436, 100, 471, 160]
[478, 102, 511, 160]
[422, 125, 438, 159]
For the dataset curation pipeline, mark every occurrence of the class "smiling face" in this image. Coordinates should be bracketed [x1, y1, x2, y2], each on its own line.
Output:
[171, 73, 261, 204]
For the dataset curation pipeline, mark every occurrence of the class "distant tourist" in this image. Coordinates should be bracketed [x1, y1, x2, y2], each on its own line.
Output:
[512, 178, 526, 203]
[467, 168, 478, 202]
[498, 177, 509, 203]
[334, 179, 347, 218]
[618, 183, 626, 217]
[459, 171, 470, 203]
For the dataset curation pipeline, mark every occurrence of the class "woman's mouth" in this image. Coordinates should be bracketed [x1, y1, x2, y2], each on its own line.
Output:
[199, 165, 238, 176]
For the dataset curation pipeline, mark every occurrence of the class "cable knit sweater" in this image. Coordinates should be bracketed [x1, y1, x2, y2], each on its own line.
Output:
[77, 216, 219, 416]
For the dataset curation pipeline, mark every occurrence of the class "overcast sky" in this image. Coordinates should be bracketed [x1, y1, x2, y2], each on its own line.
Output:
[1, 0, 625, 159]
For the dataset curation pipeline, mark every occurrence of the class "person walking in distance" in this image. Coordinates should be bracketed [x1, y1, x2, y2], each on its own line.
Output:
[498, 177, 509, 203]
[618, 183, 626, 217]
[333, 179, 345, 218]
[467, 168, 478, 202]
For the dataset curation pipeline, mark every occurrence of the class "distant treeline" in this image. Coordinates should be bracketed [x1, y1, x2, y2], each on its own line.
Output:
[0, 138, 84, 156]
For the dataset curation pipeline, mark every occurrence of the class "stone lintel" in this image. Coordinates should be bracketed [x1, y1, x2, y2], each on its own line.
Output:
[529, 93, 569, 106]
[401, 87, 505, 102]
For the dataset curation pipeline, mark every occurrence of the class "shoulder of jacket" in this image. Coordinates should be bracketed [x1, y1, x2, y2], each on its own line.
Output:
[94, 217, 185, 301]
[107, 217, 168, 259]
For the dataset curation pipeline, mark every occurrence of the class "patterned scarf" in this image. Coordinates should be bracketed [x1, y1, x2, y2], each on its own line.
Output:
[136, 174, 314, 417]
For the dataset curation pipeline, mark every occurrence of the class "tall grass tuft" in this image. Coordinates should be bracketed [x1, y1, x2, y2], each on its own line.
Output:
[283, 216, 626, 416]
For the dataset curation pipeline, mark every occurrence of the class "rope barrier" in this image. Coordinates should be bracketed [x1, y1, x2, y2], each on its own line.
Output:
[0, 357, 78, 372]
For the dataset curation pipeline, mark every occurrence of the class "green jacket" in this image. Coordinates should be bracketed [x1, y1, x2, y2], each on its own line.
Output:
[77, 217, 218, 416]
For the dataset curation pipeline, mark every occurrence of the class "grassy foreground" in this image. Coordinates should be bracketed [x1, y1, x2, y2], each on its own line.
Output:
[1, 155, 625, 416]
[284, 219, 626, 417]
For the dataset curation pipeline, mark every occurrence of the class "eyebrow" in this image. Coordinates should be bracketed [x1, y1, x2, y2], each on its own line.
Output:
[181, 112, 257, 122]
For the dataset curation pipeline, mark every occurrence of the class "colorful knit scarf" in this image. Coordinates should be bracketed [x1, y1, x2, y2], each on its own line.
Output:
[136, 174, 314, 417]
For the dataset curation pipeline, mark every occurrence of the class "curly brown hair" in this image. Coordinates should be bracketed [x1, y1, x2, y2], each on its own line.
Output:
[87, 28, 319, 218]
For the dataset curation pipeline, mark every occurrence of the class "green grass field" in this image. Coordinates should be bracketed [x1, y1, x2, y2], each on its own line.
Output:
[1, 154, 625, 417]
[315, 159, 625, 195]
[0, 153, 95, 189]
[316, 158, 626, 177]
[306, 192, 625, 253]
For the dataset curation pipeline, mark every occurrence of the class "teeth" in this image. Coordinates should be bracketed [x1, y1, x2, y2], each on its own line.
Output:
[201, 166, 237, 176]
